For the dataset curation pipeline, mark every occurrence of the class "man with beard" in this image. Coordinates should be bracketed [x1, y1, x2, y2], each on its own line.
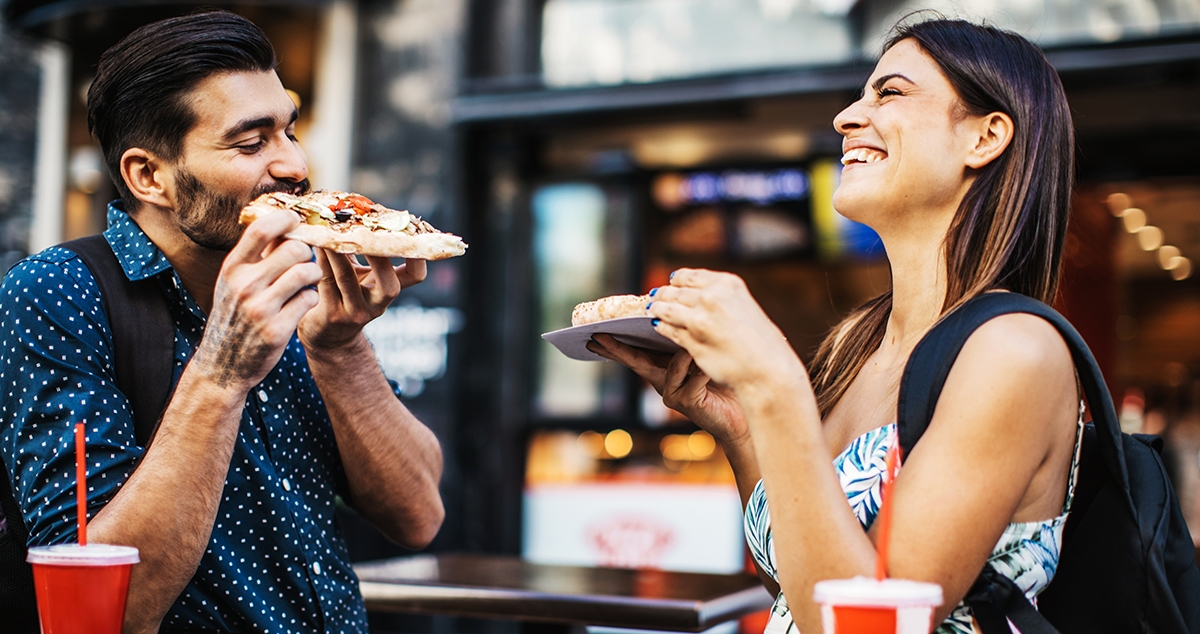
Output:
[0, 11, 444, 634]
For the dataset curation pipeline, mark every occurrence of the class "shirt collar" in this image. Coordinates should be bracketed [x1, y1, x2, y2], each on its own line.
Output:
[102, 200, 175, 282]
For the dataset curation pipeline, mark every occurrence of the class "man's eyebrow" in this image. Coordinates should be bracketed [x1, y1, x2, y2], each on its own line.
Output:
[221, 108, 300, 141]
[871, 73, 915, 92]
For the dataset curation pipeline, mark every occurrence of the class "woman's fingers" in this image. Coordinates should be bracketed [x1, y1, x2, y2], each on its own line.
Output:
[588, 334, 672, 389]
[662, 350, 695, 392]
[649, 284, 700, 307]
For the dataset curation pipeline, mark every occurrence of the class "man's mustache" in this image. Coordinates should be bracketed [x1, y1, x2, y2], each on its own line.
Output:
[253, 179, 310, 199]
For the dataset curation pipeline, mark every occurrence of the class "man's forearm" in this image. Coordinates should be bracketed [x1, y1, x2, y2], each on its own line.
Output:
[87, 367, 246, 634]
[306, 334, 444, 548]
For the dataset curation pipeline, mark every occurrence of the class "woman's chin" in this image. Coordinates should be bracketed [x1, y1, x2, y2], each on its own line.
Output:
[830, 191, 872, 225]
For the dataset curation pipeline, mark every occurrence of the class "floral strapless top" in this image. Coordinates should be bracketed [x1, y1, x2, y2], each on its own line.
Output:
[744, 421, 1083, 634]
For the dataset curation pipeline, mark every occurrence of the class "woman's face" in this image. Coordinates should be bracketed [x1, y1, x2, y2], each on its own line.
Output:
[831, 39, 979, 232]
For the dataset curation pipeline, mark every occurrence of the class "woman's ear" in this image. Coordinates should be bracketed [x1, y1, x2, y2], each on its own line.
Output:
[120, 148, 174, 209]
[965, 112, 1014, 170]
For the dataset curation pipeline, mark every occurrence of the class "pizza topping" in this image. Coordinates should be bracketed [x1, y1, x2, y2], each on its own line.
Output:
[259, 190, 421, 232]
[362, 209, 411, 233]
[240, 189, 467, 260]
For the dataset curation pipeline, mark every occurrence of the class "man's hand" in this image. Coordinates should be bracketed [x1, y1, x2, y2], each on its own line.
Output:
[190, 208, 322, 390]
[298, 250, 426, 351]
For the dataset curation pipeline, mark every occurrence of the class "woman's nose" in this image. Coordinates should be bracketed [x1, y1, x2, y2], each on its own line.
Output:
[833, 98, 868, 135]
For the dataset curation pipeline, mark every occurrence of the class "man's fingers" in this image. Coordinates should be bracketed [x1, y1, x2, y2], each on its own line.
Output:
[362, 256, 401, 305]
[255, 239, 316, 281]
[397, 258, 427, 288]
[228, 207, 299, 263]
[278, 286, 320, 326]
[321, 249, 371, 310]
[269, 260, 322, 298]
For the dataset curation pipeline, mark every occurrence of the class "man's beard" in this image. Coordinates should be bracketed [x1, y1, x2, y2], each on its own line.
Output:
[175, 169, 309, 251]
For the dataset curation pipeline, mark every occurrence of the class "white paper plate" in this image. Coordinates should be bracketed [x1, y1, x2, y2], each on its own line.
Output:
[541, 317, 681, 361]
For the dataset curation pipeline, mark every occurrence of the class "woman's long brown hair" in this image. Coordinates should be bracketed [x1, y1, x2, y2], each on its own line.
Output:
[810, 19, 1076, 418]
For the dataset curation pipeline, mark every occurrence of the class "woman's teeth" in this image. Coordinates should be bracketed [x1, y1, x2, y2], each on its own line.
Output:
[840, 148, 887, 165]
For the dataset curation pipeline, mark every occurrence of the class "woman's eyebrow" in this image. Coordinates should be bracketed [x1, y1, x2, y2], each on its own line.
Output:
[871, 73, 915, 92]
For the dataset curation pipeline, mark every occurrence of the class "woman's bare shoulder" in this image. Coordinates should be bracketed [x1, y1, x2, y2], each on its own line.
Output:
[937, 311, 1077, 438]
[959, 312, 1073, 375]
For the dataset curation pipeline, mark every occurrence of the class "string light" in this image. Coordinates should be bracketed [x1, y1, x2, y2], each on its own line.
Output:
[1137, 226, 1164, 251]
[1109, 193, 1190, 281]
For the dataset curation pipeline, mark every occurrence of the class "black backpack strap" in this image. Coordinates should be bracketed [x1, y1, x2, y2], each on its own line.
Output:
[895, 292, 1132, 634]
[60, 235, 175, 446]
[0, 467, 37, 633]
[897, 292, 1128, 497]
[1, 235, 175, 633]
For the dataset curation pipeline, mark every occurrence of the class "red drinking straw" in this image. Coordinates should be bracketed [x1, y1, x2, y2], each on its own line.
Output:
[75, 423, 87, 546]
[874, 440, 900, 580]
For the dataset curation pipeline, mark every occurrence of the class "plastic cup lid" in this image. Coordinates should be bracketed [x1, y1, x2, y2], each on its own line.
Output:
[813, 577, 943, 608]
[26, 543, 140, 566]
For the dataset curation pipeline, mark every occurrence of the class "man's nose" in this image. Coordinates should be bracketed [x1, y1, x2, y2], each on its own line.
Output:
[270, 135, 308, 183]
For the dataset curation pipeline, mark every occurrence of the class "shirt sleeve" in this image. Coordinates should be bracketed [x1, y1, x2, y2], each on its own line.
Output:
[0, 250, 144, 546]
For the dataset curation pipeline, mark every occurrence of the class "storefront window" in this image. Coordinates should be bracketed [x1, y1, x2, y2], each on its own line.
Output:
[541, 0, 1200, 89]
[533, 183, 615, 417]
[541, 0, 855, 88]
[864, 0, 1200, 53]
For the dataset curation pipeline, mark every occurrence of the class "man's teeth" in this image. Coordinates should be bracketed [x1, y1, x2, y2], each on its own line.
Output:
[840, 148, 887, 165]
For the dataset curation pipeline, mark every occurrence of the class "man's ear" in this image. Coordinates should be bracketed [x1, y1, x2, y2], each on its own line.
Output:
[119, 148, 174, 209]
[965, 111, 1014, 170]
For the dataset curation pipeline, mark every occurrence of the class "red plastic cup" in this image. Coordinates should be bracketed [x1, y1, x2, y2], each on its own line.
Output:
[26, 543, 139, 634]
[813, 577, 943, 634]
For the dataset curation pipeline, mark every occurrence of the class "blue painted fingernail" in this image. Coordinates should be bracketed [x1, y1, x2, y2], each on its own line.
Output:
[646, 301, 654, 311]
[669, 271, 676, 281]
[651, 318, 660, 327]
[649, 288, 657, 297]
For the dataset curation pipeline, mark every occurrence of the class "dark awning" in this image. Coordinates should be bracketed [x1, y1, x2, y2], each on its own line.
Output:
[3, 0, 325, 34]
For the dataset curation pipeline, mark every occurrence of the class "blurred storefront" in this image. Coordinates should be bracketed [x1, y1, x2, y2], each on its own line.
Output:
[3, 0, 1200, 631]
[453, 0, 1200, 591]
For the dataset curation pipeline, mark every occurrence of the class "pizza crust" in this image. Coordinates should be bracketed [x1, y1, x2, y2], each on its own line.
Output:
[238, 194, 467, 260]
[571, 294, 653, 326]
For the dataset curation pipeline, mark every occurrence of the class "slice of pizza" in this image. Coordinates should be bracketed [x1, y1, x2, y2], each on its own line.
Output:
[571, 294, 653, 326]
[238, 190, 467, 260]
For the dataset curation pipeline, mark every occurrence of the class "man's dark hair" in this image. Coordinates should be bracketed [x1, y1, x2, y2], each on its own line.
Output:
[87, 10, 277, 211]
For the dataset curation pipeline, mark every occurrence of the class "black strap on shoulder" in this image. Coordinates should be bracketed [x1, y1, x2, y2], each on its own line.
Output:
[895, 292, 1132, 634]
[1, 235, 175, 633]
[60, 234, 175, 447]
[897, 292, 1128, 499]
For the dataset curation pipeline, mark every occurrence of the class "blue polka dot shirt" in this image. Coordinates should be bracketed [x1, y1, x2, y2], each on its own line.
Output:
[1, 201, 379, 632]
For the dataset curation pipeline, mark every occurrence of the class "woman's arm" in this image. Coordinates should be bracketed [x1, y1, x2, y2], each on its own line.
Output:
[648, 269, 1077, 632]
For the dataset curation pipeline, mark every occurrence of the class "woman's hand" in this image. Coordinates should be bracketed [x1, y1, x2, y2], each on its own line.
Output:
[587, 335, 749, 447]
[646, 268, 805, 391]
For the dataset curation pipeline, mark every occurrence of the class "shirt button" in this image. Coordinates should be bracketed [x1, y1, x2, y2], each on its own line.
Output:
[313, 561, 322, 575]
[257, 390, 268, 402]
[282, 478, 291, 492]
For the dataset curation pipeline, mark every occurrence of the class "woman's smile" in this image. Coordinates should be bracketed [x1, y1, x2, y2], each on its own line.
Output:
[840, 146, 888, 167]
